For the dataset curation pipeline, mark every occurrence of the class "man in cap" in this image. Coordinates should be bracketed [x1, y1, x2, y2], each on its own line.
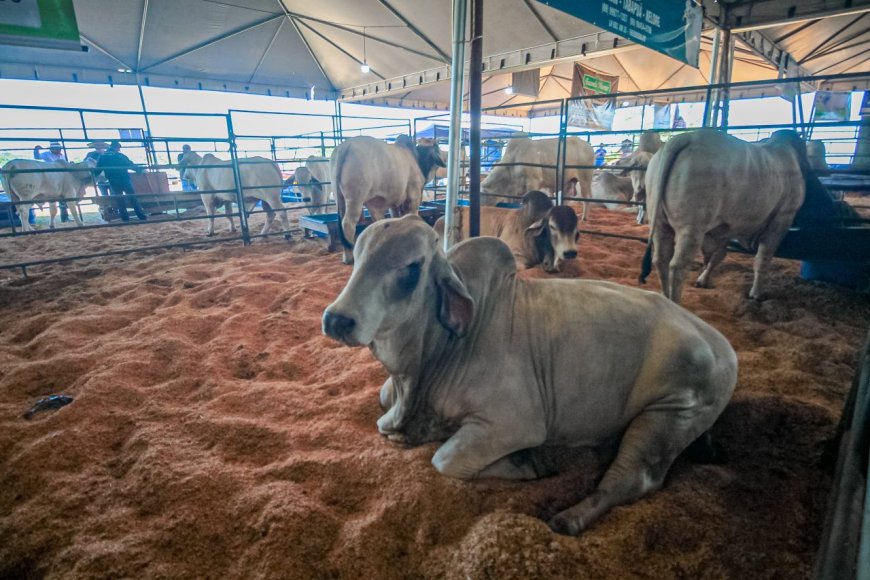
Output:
[36, 141, 71, 222]
[177, 144, 196, 191]
[95, 141, 148, 222]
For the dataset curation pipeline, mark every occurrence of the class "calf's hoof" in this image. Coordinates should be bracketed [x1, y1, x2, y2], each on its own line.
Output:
[548, 513, 584, 537]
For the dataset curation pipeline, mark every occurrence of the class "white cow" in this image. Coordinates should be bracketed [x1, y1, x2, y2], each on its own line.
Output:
[323, 215, 737, 535]
[481, 136, 594, 217]
[641, 129, 807, 302]
[330, 135, 445, 264]
[293, 156, 331, 215]
[182, 152, 290, 237]
[0, 158, 95, 231]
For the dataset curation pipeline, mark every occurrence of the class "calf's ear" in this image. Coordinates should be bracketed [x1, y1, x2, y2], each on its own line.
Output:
[526, 218, 547, 237]
[432, 255, 474, 337]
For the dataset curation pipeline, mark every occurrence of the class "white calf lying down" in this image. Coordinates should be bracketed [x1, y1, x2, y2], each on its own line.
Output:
[323, 216, 737, 535]
[1, 158, 95, 231]
[182, 151, 290, 237]
[433, 191, 580, 273]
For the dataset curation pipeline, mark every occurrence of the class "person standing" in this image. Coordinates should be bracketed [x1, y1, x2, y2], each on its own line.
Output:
[37, 141, 71, 222]
[96, 141, 148, 222]
[594, 144, 607, 167]
[177, 144, 196, 191]
[85, 141, 111, 196]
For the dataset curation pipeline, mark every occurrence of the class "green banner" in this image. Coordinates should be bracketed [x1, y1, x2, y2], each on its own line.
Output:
[0, 0, 80, 50]
[542, 0, 702, 67]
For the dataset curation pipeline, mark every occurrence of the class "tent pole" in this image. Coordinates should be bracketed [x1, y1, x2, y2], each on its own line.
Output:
[136, 75, 155, 166]
[702, 27, 721, 128]
[468, 0, 482, 238]
[719, 27, 733, 130]
[444, 0, 468, 251]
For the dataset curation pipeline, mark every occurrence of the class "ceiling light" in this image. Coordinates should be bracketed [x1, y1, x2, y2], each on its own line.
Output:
[360, 63, 371, 74]
[504, 87, 514, 94]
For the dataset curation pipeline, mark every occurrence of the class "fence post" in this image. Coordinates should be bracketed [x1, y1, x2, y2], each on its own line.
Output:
[79, 110, 89, 141]
[556, 99, 568, 206]
[225, 114, 251, 245]
[320, 132, 326, 157]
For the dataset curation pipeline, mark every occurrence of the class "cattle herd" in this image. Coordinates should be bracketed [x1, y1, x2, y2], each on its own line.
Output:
[0, 127, 852, 535]
[321, 126, 851, 535]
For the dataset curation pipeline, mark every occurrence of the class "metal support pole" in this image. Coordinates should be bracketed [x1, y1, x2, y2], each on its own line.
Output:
[79, 110, 89, 141]
[320, 131, 326, 157]
[335, 100, 344, 141]
[136, 76, 155, 167]
[798, 89, 807, 137]
[719, 27, 733, 130]
[703, 27, 721, 128]
[225, 114, 251, 245]
[555, 99, 568, 205]
[468, 0, 482, 238]
[443, 0, 468, 251]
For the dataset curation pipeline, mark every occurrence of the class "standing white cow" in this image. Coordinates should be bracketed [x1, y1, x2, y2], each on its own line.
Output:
[481, 136, 594, 216]
[331, 135, 445, 264]
[293, 156, 331, 215]
[0, 158, 95, 231]
[640, 129, 807, 302]
[323, 216, 737, 536]
[182, 152, 290, 238]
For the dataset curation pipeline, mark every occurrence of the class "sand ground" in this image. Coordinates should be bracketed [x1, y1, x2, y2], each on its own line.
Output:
[0, 205, 867, 579]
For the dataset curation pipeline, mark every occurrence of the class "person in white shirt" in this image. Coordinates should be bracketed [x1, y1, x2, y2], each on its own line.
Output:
[35, 142, 71, 222]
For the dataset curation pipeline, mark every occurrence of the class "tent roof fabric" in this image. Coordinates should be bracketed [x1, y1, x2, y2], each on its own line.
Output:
[0, 0, 868, 111]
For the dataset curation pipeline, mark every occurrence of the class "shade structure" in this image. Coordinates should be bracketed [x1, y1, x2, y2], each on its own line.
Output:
[0, 1, 867, 115]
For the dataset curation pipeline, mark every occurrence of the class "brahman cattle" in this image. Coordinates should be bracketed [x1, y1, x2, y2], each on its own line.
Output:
[587, 150, 655, 223]
[0, 158, 95, 231]
[322, 215, 737, 535]
[427, 140, 467, 186]
[481, 136, 594, 213]
[640, 129, 807, 302]
[293, 156, 331, 215]
[182, 152, 290, 238]
[331, 135, 445, 264]
[433, 191, 580, 273]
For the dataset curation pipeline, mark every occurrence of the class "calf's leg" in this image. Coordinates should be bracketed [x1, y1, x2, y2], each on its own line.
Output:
[695, 235, 728, 289]
[48, 202, 58, 229]
[340, 197, 364, 265]
[668, 230, 704, 304]
[749, 216, 792, 300]
[549, 405, 713, 536]
[651, 225, 675, 298]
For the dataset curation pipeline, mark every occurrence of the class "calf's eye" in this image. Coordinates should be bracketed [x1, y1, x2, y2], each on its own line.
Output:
[392, 260, 422, 299]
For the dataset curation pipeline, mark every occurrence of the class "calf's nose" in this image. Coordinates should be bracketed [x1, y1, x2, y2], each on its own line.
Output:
[563, 250, 578, 259]
[322, 310, 356, 341]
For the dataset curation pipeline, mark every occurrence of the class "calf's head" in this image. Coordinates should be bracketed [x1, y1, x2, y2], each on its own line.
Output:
[414, 137, 446, 184]
[619, 150, 653, 204]
[527, 204, 580, 273]
[323, 215, 474, 351]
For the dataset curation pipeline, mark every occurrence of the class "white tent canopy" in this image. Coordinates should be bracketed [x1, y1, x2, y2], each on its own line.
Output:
[1, 0, 868, 113]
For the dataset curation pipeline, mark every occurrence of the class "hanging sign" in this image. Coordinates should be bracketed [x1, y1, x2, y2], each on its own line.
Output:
[541, 0, 702, 67]
[0, 0, 81, 51]
[567, 63, 619, 130]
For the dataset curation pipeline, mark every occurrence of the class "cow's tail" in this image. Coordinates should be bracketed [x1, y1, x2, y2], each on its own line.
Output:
[330, 143, 353, 250]
[639, 134, 692, 285]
